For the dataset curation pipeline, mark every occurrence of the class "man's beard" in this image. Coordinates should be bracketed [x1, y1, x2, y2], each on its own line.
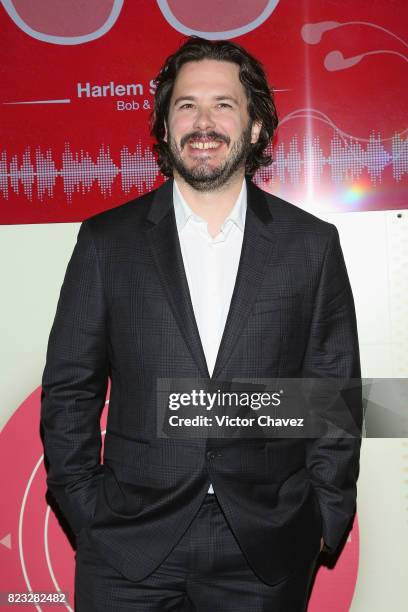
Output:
[167, 123, 253, 192]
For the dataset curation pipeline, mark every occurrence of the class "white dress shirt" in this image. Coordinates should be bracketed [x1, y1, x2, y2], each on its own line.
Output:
[173, 178, 247, 493]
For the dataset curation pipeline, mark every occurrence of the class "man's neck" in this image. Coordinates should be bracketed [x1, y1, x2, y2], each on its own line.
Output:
[173, 171, 246, 238]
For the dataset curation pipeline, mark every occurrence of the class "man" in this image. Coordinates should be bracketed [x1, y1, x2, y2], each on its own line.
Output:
[41, 37, 362, 611]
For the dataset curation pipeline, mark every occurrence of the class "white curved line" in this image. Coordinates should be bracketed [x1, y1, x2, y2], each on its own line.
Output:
[278, 107, 408, 143]
[355, 49, 408, 63]
[275, 113, 400, 172]
[280, 114, 348, 146]
[19, 423, 107, 611]
[279, 108, 351, 144]
[157, 0, 279, 40]
[325, 48, 408, 72]
[18, 454, 45, 612]
[44, 507, 73, 612]
[319, 20, 408, 49]
[0, 0, 124, 45]
[275, 114, 400, 170]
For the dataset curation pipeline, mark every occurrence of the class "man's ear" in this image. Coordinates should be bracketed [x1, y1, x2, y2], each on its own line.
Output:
[250, 121, 262, 144]
[163, 121, 168, 143]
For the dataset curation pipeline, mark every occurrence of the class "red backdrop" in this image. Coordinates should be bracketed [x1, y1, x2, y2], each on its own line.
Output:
[1, 0, 407, 224]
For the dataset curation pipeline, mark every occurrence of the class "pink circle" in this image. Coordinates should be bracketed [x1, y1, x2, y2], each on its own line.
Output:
[0, 386, 359, 610]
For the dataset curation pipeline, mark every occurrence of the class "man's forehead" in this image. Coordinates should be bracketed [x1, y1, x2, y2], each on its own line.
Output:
[172, 59, 244, 96]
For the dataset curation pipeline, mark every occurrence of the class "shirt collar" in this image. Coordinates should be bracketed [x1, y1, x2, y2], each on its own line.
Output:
[173, 178, 247, 233]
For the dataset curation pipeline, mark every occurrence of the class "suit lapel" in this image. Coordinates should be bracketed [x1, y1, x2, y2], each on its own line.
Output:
[144, 178, 276, 381]
[144, 179, 210, 378]
[211, 180, 275, 379]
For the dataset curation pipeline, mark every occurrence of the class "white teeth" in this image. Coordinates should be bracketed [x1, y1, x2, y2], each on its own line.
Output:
[190, 141, 221, 149]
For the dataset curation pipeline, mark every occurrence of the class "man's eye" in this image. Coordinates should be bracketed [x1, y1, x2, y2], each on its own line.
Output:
[217, 103, 232, 109]
[180, 103, 194, 109]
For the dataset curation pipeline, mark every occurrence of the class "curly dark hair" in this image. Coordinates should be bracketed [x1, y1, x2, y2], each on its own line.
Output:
[151, 37, 278, 178]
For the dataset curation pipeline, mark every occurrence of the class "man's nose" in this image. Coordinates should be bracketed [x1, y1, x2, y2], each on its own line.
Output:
[193, 107, 216, 131]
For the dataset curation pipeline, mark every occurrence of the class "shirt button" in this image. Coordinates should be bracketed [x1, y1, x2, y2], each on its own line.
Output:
[206, 451, 222, 459]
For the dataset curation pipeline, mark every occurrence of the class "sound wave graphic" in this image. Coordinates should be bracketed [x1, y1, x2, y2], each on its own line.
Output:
[256, 132, 408, 185]
[0, 134, 406, 203]
[0, 142, 159, 202]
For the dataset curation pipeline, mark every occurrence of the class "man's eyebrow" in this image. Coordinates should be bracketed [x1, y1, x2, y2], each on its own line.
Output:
[214, 95, 239, 104]
[173, 96, 196, 106]
[173, 95, 239, 106]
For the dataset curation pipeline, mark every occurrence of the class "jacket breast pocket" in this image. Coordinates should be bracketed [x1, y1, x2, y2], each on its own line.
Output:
[251, 294, 300, 316]
[251, 299, 281, 316]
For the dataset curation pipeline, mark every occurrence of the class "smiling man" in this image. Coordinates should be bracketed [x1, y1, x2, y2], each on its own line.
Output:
[41, 37, 362, 611]
[165, 59, 258, 192]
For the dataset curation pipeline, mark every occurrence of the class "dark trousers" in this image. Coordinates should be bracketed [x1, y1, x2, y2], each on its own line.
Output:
[75, 494, 319, 611]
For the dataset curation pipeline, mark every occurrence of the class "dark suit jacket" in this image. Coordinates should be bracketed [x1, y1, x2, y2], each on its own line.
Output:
[40, 177, 362, 585]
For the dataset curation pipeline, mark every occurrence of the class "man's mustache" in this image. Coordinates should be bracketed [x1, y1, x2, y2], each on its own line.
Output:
[180, 131, 230, 149]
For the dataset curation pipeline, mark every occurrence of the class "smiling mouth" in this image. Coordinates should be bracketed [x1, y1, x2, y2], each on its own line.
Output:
[182, 132, 228, 152]
[189, 140, 222, 150]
